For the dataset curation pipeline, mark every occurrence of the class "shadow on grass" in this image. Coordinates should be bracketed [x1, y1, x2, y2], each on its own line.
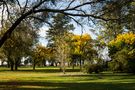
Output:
[18, 68, 80, 73]
[0, 67, 80, 73]
[0, 81, 135, 90]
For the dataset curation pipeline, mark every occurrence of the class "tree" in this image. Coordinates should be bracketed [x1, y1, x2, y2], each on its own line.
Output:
[46, 13, 74, 73]
[32, 44, 51, 70]
[55, 35, 70, 74]
[108, 32, 135, 73]
[0, 0, 129, 47]
[46, 14, 74, 42]
[70, 34, 93, 70]
[1, 21, 38, 71]
[97, 0, 135, 42]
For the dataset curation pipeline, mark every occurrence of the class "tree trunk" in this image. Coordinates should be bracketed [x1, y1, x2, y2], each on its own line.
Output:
[33, 60, 36, 71]
[33, 64, 35, 70]
[15, 58, 20, 71]
[43, 60, 46, 66]
[80, 57, 82, 71]
[10, 62, 14, 71]
[55, 62, 58, 67]
[61, 59, 65, 74]
[72, 63, 75, 70]
[15, 64, 18, 71]
[15, 60, 18, 71]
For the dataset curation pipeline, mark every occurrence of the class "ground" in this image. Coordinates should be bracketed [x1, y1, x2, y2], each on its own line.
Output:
[0, 67, 135, 90]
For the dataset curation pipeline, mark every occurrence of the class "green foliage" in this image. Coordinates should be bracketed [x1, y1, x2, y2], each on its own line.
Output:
[108, 32, 135, 73]
[108, 49, 129, 72]
[0, 21, 38, 70]
[46, 14, 75, 73]
[83, 58, 103, 74]
[83, 64, 103, 74]
[46, 14, 74, 42]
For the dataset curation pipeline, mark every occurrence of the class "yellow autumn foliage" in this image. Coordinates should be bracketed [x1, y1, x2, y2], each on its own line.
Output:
[71, 33, 92, 54]
[109, 32, 135, 48]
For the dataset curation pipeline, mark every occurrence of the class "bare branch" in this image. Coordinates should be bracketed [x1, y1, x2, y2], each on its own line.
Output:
[22, 0, 28, 14]
[32, 0, 46, 10]
[34, 8, 118, 21]
[65, 0, 105, 11]
[29, 16, 53, 27]
[66, 0, 75, 9]
[1, 4, 5, 29]
[16, 0, 22, 10]
[68, 16, 83, 28]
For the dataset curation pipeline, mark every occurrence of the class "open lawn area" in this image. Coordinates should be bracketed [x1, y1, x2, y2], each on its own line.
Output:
[0, 67, 135, 90]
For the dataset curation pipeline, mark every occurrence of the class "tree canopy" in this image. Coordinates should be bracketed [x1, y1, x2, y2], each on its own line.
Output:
[0, 0, 134, 47]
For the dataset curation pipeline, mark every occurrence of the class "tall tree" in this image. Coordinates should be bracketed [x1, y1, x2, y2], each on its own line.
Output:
[46, 14, 74, 73]
[108, 32, 135, 73]
[0, 0, 128, 47]
[70, 34, 92, 70]
[97, 0, 135, 42]
[32, 44, 47, 70]
[55, 35, 70, 74]
[46, 14, 74, 42]
[1, 21, 38, 71]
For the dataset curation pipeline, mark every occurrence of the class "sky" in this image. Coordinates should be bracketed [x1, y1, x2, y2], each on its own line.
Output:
[17, 0, 97, 46]
[38, 24, 97, 46]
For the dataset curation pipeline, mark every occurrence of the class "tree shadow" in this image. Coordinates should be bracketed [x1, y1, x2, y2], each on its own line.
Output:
[0, 67, 80, 73]
[0, 81, 135, 90]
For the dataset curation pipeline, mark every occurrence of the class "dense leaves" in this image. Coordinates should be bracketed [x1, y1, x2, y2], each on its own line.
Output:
[108, 32, 135, 73]
[0, 22, 38, 71]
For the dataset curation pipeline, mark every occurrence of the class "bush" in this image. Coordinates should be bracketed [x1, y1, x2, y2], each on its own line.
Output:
[83, 64, 103, 74]
[108, 48, 135, 73]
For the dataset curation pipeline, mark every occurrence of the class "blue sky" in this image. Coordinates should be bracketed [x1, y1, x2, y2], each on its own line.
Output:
[38, 24, 97, 46]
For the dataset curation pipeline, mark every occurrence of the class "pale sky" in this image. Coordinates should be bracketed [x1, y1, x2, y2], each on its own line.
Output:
[38, 24, 97, 46]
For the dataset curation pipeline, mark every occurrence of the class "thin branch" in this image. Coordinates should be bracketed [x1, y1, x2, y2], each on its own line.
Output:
[32, 0, 46, 10]
[66, 0, 75, 9]
[29, 16, 53, 27]
[1, 4, 5, 29]
[22, 0, 28, 14]
[4, 1, 13, 24]
[34, 8, 118, 21]
[16, 0, 22, 10]
[68, 16, 83, 28]
[65, 0, 105, 11]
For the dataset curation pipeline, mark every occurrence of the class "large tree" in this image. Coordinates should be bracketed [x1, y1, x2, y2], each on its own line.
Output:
[1, 21, 38, 71]
[108, 32, 135, 73]
[46, 14, 74, 73]
[1, 0, 132, 47]
[70, 34, 93, 70]
[32, 44, 48, 70]
[97, 0, 135, 42]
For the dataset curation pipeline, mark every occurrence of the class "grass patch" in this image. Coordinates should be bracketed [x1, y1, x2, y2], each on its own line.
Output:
[0, 67, 135, 90]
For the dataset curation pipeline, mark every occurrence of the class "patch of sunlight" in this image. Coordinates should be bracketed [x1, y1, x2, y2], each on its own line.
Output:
[78, 78, 135, 84]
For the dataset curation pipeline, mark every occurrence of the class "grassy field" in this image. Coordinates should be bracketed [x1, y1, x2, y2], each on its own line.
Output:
[0, 67, 135, 90]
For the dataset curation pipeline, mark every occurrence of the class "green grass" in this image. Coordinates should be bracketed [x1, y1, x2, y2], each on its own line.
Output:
[0, 67, 135, 90]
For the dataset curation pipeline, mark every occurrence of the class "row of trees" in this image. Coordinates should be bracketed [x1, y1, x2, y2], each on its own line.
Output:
[0, 13, 98, 73]
[0, 0, 135, 73]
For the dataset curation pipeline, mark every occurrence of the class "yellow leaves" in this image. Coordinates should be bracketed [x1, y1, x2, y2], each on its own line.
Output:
[82, 33, 91, 41]
[72, 33, 91, 42]
[72, 33, 91, 46]
[71, 33, 92, 55]
[33, 44, 48, 60]
[109, 32, 135, 48]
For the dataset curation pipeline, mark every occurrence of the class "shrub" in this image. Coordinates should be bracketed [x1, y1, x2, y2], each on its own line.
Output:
[83, 63, 103, 74]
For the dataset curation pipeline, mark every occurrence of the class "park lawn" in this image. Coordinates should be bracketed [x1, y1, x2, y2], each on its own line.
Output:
[0, 67, 135, 90]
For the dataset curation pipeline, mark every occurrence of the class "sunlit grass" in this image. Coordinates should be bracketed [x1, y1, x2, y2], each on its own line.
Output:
[0, 67, 135, 90]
